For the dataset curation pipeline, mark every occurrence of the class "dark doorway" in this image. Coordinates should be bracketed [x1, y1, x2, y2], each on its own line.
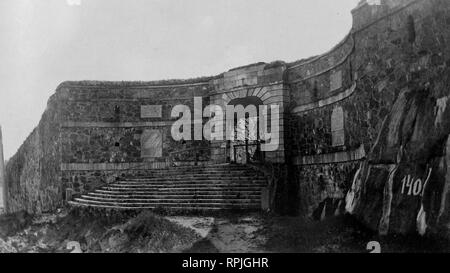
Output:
[227, 96, 265, 164]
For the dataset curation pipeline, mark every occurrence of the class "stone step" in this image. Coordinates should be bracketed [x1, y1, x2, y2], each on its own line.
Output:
[139, 165, 254, 170]
[117, 176, 266, 181]
[127, 165, 252, 173]
[124, 166, 260, 174]
[157, 166, 253, 171]
[163, 164, 250, 170]
[88, 192, 261, 199]
[169, 164, 245, 168]
[124, 171, 260, 179]
[106, 182, 266, 188]
[68, 201, 259, 211]
[72, 198, 261, 208]
[80, 195, 260, 204]
[102, 186, 265, 192]
[69, 164, 266, 212]
[112, 181, 267, 187]
[116, 179, 266, 183]
[112, 181, 268, 188]
[94, 189, 262, 195]
[122, 174, 265, 181]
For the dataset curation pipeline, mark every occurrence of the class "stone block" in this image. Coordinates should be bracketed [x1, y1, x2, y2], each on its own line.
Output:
[141, 129, 163, 158]
[331, 106, 345, 147]
[261, 187, 270, 211]
[140, 105, 162, 118]
[330, 70, 343, 91]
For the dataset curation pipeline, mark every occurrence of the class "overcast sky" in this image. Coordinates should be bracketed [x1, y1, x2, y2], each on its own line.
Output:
[0, 0, 359, 160]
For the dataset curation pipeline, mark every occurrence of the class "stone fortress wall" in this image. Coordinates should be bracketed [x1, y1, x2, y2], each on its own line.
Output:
[285, 0, 450, 236]
[286, 0, 440, 216]
[4, 0, 450, 237]
[5, 93, 62, 213]
[58, 80, 215, 203]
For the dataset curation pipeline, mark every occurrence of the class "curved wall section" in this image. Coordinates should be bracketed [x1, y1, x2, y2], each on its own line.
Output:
[286, 35, 355, 107]
[286, 0, 450, 224]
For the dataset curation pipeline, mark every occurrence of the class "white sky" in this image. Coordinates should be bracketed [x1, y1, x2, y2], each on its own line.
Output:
[0, 0, 360, 160]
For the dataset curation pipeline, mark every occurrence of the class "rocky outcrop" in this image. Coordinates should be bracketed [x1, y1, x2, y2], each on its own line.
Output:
[347, 86, 450, 238]
[337, 0, 450, 239]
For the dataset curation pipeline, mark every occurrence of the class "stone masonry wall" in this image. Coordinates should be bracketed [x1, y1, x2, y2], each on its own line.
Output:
[58, 81, 214, 197]
[4, 94, 63, 214]
[287, 34, 354, 106]
[285, 0, 450, 237]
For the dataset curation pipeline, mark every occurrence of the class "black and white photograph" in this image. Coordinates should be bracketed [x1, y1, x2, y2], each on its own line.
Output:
[0, 0, 449, 263]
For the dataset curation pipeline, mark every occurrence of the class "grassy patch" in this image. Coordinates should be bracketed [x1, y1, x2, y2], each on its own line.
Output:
[40, 208, 201, 253]
[117, 211, 201, 253]
[1, 208, 202, 253]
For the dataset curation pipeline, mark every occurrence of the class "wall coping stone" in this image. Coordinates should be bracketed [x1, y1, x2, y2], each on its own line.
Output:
[57, 79, 213, 90]
[61, 161, 215, 171]
[293, 144, 366, 166]
[351, 0, 423, 33]
[287, 33, 354, 71]
[61, 121, 174, 128]
[291, 82, 357, 114]
[65, 97, 202, 102]
[211, 81, 286, 94]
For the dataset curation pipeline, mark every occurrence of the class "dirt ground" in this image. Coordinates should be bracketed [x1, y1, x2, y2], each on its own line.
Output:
[0, 209, 448, 253]
[169, 212, 448, 253]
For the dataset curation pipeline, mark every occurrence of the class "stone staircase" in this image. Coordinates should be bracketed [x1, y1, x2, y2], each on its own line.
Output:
[68, 164, 268, 212]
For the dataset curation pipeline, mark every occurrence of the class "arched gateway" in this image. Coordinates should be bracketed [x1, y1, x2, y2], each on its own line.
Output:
[208, 62, 289, 165]
[227, 96, 264, 164]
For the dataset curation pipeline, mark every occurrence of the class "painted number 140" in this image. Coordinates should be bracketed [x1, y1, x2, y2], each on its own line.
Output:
[400, 169, 432, 197]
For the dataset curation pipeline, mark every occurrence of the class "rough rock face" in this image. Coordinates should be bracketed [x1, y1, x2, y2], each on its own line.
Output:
[0, 238, 16, 253]
[347, 87, 450, 238]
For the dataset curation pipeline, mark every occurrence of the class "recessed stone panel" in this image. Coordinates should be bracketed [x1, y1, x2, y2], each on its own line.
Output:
[140, 105, 162, 118]
[330, 70, 343, 91]
[331, 106, 345, 147]
[141, 129, 163, 158]
[332, 129, 345, 147]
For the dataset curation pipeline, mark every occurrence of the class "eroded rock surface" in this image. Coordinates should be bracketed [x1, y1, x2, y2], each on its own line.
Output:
[347, 87, 450, 239]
